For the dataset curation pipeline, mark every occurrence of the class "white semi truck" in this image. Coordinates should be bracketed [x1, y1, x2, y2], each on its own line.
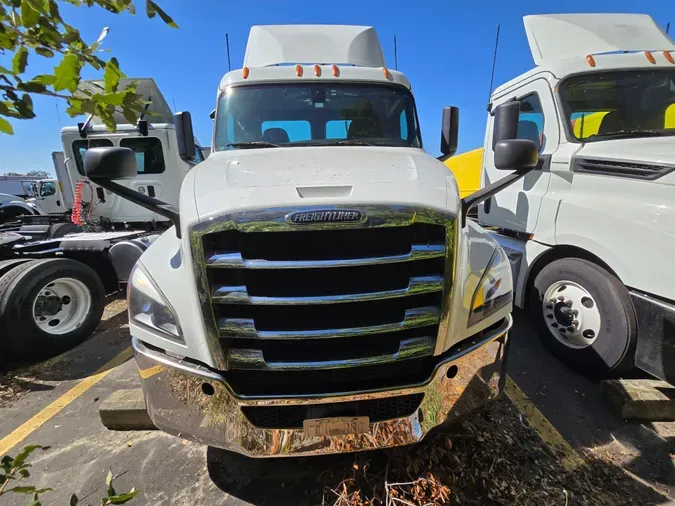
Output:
[85, 25, 539, 457]
[479, 13, 675, 381]
[0, 79, 206, 360]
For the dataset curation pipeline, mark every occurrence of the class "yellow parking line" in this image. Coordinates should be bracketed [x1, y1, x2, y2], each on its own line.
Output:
[0, 347, 133, 457]
[505, 375, 585, 471]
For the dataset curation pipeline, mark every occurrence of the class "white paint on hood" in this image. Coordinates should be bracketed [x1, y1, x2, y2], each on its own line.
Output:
[189, 146, 458, 222]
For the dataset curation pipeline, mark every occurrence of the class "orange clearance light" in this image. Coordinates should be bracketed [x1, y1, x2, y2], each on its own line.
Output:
[332, 64, 339, 77]
[242, 67, 249, 79]
[645, 51, 656, 64]
[296, 64, 303, 77]
[586, 55, 596, 67]
[383, 67, 391, 79]
[314, 64, 321, 77]
[665, 51, 675, 64]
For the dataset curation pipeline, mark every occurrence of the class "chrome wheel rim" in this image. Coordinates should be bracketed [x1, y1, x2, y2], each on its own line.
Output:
[32, 277, 92, 335]
[542, 280, 601, 349]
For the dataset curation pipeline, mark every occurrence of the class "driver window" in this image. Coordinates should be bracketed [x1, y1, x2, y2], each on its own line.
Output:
[517, 94, 545, 152]
[40, 181, 56, 197]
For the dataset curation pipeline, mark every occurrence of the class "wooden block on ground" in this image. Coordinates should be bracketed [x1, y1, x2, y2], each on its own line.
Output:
[601, 379, 675, 421]
[100, 388, 157, 430]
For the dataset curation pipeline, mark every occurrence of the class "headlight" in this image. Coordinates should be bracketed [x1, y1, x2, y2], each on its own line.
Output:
[468, 246, 513, 326]
[128, 265, 183, 342]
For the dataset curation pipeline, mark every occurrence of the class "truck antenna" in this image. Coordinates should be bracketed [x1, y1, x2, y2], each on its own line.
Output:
[667, 22, 671, 34]
[487, 24, 501, 106]
[55, 103, 62, 129]
[172, 98, 177, 113]
[394, 35, 398, 70]
[226, 33, 232, 71]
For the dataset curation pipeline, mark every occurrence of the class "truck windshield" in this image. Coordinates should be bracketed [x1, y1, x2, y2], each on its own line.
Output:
[561, 69, 675, 142]
[214, 83, 422, 151]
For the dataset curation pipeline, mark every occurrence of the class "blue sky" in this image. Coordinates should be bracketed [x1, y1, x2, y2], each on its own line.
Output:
[1, 0, 674, 175]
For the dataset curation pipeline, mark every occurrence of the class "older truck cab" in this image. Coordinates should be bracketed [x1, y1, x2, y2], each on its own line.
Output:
[85, 25, 538, 457]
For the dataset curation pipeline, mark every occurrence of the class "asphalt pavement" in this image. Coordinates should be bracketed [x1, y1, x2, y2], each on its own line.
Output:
[1, 302, 674, 505]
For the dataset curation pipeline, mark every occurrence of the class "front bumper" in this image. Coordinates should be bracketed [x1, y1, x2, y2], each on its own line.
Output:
[133, 315, 511, 458]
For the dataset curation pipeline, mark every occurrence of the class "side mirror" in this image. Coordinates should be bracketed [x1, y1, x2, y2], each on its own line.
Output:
[83, 147, 137, 180]
[440, 106, 459, 157]
[492, 101, 520, 149]
[494, 139, 538, 171]
[175, 111, 196, 161]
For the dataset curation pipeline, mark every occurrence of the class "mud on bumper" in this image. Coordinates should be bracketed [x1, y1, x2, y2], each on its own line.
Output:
[132, 316, 511, 457]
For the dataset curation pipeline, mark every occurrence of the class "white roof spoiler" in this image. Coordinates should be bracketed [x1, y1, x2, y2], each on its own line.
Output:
[243, 25, 386, 68]
[78, 78, 174, 126]
[523, 13, 675, 65]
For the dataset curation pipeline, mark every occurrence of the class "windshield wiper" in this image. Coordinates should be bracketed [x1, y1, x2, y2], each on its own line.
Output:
[326, 139, 375, 146]
[226, 141, 280, 149]
[589, 130, 672, 140]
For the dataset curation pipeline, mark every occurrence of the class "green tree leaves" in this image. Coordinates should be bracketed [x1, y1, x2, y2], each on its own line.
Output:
[103, 57, 123, 93]
[53, 52, 81, 91]
[20, 0, 41, 27]
[0, 0, 178, 134]
[2, 447, 139, 505]
[146, 0, 177, 28]
[12, 47, 29, 73]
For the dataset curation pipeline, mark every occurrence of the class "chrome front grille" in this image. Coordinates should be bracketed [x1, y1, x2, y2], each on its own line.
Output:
[191, 206, 455, 394]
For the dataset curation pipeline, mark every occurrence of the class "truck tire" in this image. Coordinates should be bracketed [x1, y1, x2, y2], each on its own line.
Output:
[528, 258, 637, 379]
[0, 258, 34, 279]
[0, 258, 106, 359]
[49, 222, 81, 238]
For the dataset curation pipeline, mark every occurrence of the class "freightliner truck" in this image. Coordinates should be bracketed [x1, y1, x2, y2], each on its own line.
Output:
[477, 14, 675, 381]
[85, 25, 539, 457]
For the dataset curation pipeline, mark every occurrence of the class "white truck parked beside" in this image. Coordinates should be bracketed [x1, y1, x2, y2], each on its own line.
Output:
[479, 13, 675, 381]
[0, 79, 205, 360]
[86, 25, 539, 457]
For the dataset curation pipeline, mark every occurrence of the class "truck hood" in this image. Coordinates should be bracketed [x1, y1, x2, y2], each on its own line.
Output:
[576, 137, 675, 186]
[191, 146, 458, 220]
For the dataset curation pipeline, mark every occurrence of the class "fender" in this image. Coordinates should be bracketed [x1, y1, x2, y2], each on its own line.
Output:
[0, 201, 42, 216]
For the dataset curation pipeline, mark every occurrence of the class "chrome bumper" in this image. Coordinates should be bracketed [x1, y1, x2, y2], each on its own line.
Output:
[132, 316, 511, 458]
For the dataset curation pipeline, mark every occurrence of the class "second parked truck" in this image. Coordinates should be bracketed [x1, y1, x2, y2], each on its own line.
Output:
[87, 25, 539, 456]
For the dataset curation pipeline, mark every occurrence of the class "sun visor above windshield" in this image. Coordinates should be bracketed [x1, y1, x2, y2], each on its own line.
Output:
[524, 14, 675, 66]
[243, 25, 386, 68]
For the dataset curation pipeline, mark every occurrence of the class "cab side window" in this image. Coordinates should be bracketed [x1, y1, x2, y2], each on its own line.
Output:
[72, 139, 114, 176]
[120, 137, 166, 174]
[517, 94, 545, 152]
[193, 145, 204, 163]
[40, 181, 56, 197]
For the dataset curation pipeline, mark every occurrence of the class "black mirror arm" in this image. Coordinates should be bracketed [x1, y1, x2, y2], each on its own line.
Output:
[460, 167, 535, 227]
[92, 178, 181, 238]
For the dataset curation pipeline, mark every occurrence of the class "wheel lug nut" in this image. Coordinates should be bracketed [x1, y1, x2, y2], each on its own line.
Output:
[572, 320, 579, 326]
[572, 310, 579, 317]
[558, 296, 565, 301]
[565, 300, 573, 307]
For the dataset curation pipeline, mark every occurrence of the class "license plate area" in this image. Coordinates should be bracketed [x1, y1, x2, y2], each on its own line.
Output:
[303, 416, 369, 437]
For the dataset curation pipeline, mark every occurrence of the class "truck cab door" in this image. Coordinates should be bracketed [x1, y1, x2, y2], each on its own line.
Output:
[37, 180, 64, 214]
[479, 78, 559, 234]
